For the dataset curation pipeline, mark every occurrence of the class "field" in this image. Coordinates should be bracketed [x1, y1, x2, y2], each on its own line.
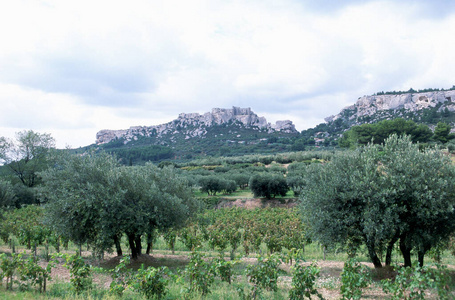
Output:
[1, 200, 455, 299]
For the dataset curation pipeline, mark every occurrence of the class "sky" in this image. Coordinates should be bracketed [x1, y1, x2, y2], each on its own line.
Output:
[1, 0, 455, 148]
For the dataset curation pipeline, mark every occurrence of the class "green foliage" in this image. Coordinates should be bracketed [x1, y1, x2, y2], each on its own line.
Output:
[340, 258, 370, 300]
[212, 255, 237, 284]
[382, 264, 451, 300]
[289, 261, 324, 300]
[301, 135, 455, 268]
[246, 253, 282, 293]
[162, 229, 178, 254]
[249, 173, 289, 199]
[433, 122, 454, 143]
[17, 254, 54, 293]
[0, 130, 55, 189]
[0, 252, 22, 290]
[105, 144, 174, 165]
[131, 265, 170, 299]
[339, 118, 432, 148]
[0, 179, 15, 209]
[198, 175, 237, 195]
[180, 223, 203, 251]
[108, 255, 133, 296]
[184, 251, 216, 296]
[59, 253, 92, 294]
[41, 152, 200, 259]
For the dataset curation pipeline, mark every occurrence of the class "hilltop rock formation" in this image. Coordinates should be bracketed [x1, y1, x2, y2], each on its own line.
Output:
[325, 90, 455, 123]
[96, 107, 297, 145]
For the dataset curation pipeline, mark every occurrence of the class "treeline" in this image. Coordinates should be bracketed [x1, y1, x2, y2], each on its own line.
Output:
[339, 118, 455, 148]
[375, 85, 455, 96]
[106, 145, 174, 165]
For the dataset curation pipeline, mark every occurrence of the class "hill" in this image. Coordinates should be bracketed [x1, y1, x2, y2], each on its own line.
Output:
[91, 107, 300, 164]
[82, 87, 455, 164]
[300, 87, 455, 144]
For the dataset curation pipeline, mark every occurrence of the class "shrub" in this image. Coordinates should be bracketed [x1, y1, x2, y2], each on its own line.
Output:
[59, 254, 92, 294]
[132, 265, 169, 299]
[185, 251, 216, 295]
[289, 261, 324, 300]
[382, 263, 450, 300]
[246, 253, 282, 294]
[340, 258, 370, 300]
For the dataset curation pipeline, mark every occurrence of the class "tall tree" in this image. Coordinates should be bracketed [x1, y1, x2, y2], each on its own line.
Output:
[301, 135, 455, 268]
[0, 130, 55, 188]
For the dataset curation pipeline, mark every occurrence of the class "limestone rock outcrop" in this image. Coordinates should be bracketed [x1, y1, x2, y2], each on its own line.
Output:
[325, 90, 455, 123]
[96, 106, 297, 145]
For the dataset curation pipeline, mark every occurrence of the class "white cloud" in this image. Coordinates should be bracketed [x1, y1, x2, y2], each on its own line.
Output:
[1, 0, 455, 148]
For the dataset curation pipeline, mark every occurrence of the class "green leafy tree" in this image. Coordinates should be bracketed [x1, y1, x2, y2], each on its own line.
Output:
[301, 135, 455, 268]
[0, 130, 55, 188]
[433, 122, 454, 143]
[339, 119, 432, 148]
[0, 179, 15, 209]
[249, 173, 288, 199]
[41, 152, 200, 259]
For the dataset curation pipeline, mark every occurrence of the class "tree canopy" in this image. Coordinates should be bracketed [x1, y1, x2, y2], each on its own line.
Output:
[301, 135, 455, 268]
[249, 173, 289, 199]
[339, 119, 432, 148]
[40, 152, 201, 259]
[0, 130, 55, 188]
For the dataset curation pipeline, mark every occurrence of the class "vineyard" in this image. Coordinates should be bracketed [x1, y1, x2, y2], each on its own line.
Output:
[0, 204, 454, 299]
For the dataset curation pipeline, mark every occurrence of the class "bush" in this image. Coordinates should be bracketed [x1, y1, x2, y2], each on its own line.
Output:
[289, 261, 323, 300]
[382, 263, 450, 299]
[59, 254, 92, 294]
[246, 253, 282, 293]
[132, 265, 170, 299]
[340, 258, 370, 300]
[185, 251, 216, 295]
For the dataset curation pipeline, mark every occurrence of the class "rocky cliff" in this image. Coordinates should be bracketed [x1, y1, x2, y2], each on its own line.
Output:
[96, 107, 297, 145]
[326, 90, 455, 124]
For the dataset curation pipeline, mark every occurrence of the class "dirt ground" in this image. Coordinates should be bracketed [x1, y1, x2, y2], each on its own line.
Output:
[39, 253, 454, 299]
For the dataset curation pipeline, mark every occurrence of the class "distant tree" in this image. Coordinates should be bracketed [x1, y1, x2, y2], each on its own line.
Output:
[339, 119, 432, 148]
[433, 122, 454, 143]
[199, 176, 225, 195]
[0, 180, 15, 209]
[291, 138, 306, 151]
[249, 173, 288, 199]
[0, 130, 55, 188]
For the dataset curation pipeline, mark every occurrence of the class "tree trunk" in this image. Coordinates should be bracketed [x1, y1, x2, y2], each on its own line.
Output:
[386, 235, 399, 266]
[366, 240, 382, 268]
[418, 250, 425, 267]
[399, 238, 412, 267]
[113, 235, 122, 256]
[135, 236, 142, 256]
[146, 241, 153, 254]
[128, 234, 138, 259]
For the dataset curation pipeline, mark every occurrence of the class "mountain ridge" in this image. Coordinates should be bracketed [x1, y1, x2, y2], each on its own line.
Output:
[96, 106, 297, 145]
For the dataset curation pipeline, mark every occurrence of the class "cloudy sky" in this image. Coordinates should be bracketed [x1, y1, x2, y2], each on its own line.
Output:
[1, 0, 455, 148]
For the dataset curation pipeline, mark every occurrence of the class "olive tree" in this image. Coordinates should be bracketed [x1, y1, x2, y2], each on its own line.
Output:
[41, 152, 200, 259]
[301, 135, 455, 268]
[249, 173, 289, 199]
